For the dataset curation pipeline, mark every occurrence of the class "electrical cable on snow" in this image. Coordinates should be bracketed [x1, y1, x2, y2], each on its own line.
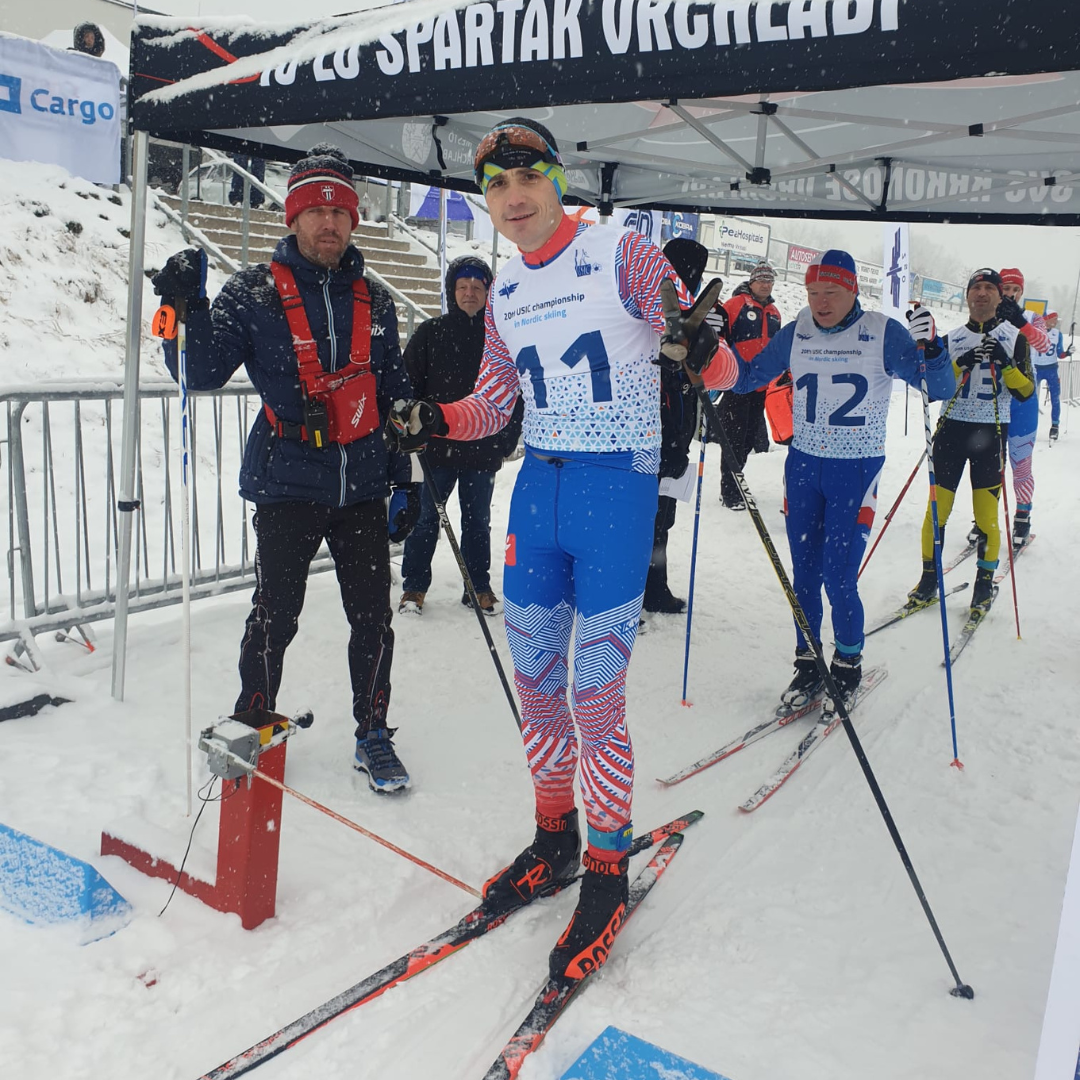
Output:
[247, 767, 481, 898]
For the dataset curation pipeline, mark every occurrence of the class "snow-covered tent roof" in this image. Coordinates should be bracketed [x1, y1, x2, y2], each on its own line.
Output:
[128, 0, 1080, 224]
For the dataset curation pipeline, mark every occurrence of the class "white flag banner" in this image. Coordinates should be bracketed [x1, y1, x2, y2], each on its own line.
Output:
[0, 33, 121, 185]
[880, 223, 911, 326]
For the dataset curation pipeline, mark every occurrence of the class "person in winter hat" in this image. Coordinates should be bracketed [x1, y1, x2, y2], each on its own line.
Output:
[72, 22, 105, 57]
[701, 249, 953, 718]
[991, 267, 1052, 543]
[151, 143, 418, 793]
[398, 256, 522, 617]
[640, 238, 714, 615]
[386, 116, 739, 987]
[906, 268, 1036, 618]
[716, 262, 782, 509]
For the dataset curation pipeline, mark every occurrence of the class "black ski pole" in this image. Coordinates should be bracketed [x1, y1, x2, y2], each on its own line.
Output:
[692, 380, 974, 1000]
[417, 451, 522, 730]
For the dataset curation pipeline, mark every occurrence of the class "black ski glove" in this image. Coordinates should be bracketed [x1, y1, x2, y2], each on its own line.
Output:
[388, 485, 421, 543]
[977, 337, 1011, 371]
[996, 296, 1027, 329]
[384, 399, 446, 454]
[151, 248, 208, 303]
[657, 277, 724, 373]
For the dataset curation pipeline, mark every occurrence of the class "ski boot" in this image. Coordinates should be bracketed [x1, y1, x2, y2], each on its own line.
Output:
[907, 560, 938, 605]
[643, 585, 687, 614]
[780, 649, 824, 710]
[354, 727, 411, 793]
[1012, 509, 1031, 546]
[1049, 424, 1060, 441]
[966, 521, 986, 547]
[398, 590, 425, 616]
[481, 809, 581, 917]
[548, 849, 629, 982]
[970, 567, 995, 617]
[822, 652, 862, 720]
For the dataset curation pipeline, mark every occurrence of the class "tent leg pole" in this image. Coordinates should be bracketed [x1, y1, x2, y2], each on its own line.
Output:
[438, 187, 447, 315]
[111, 130, 149, 702]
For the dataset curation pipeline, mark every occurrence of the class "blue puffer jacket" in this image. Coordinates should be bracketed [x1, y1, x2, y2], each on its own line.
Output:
[161, 235, 413, 508]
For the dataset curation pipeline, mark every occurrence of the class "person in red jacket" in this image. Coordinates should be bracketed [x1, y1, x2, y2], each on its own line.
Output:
[717, 262, 782, 508]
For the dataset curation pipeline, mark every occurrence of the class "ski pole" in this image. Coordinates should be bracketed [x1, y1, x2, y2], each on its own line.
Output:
[417, 452, 522, 730]
[680, 408, 709, 706]
[988, 360, 1022, 640]
[692, 381, 973, 999]
[858, 369, 973, 581]
[913, 337, 962, 769]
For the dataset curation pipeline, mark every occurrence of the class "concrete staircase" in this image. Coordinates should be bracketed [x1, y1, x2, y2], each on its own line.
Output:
[157, 195, 442, 340]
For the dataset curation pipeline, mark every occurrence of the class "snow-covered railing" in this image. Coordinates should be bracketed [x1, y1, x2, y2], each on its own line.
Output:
[1, 380, 336, 668]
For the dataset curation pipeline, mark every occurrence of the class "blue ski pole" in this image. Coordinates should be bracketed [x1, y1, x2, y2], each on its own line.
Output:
[680, 407, 709, 706]
[912, 323, 962, 769]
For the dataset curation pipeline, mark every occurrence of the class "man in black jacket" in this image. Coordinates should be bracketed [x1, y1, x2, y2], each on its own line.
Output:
[152, 145, 418, 793]
[399, 256, 522, 616]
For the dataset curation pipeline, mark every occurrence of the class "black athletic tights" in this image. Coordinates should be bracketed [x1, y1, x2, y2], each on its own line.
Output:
[235, 499, 393, 738]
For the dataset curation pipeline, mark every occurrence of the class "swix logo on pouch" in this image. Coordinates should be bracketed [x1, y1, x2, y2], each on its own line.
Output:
[370, 324, 385, 337]
[499, 280, 519, 299]
[350, 395, 367, 428]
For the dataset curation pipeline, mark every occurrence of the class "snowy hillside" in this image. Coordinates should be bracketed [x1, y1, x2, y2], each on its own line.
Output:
[1, 158, 1079, 1080]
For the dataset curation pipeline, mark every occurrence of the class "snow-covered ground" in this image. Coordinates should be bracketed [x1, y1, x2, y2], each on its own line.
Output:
[1, 159, 1079, 1080]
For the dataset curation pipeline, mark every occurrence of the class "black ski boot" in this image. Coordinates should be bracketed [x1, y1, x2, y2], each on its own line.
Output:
[481, 809, 580, 917]
[548, 850, 629, 982]
[966, 521, 985, 547]
[822, 652, 862, 719]
[643, 585, 687, 614]
[1012, 510, 1031, 545]
[780, 649, 823, 709]
[970, 567, 995, 616]
[907, 560, 938, 605]
[1050, 424, 1060, 441]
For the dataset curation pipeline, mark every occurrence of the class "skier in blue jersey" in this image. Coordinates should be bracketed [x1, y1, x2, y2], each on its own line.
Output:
[703, 250, 953, 716]
[385, 118, 736, 984]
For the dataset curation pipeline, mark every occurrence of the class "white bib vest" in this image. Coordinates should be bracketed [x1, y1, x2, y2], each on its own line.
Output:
[788, 308, 895, 459]
[942, 322, 1020, 424]
[490, 225, 661, 457]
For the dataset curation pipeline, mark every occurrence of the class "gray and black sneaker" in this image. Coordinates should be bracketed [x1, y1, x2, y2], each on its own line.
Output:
[354, 727, 411, 793]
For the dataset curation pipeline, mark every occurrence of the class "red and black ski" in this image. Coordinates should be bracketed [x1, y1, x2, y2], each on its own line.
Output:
[196, 811, 702, 1079]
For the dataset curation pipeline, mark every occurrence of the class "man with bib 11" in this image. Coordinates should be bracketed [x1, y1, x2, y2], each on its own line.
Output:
[701, 250, 953, 717]
[385, 118, 735, 984]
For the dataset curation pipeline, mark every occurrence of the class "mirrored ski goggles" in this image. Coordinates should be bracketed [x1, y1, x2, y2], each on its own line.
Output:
[479, 159, 567, 200]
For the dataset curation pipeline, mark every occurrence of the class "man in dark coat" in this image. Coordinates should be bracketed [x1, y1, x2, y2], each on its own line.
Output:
[399, 256, 522, 616]
[645, 239, 718, 613]
[153, 144, 418, 793]
[718, 262, 782, 508]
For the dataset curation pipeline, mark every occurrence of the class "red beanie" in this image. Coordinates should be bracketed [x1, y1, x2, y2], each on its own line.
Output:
[285, 144, 359, 229]
[805, 249, 858, 293]
[999, 267, 1024, 291]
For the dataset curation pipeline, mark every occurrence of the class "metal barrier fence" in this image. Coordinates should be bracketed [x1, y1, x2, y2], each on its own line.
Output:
[1, 380, 334, 668]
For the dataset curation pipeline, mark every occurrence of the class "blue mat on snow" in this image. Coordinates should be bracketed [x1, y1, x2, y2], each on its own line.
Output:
[0, 822, 131, 943]
[562, 1025, 731, 1080]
